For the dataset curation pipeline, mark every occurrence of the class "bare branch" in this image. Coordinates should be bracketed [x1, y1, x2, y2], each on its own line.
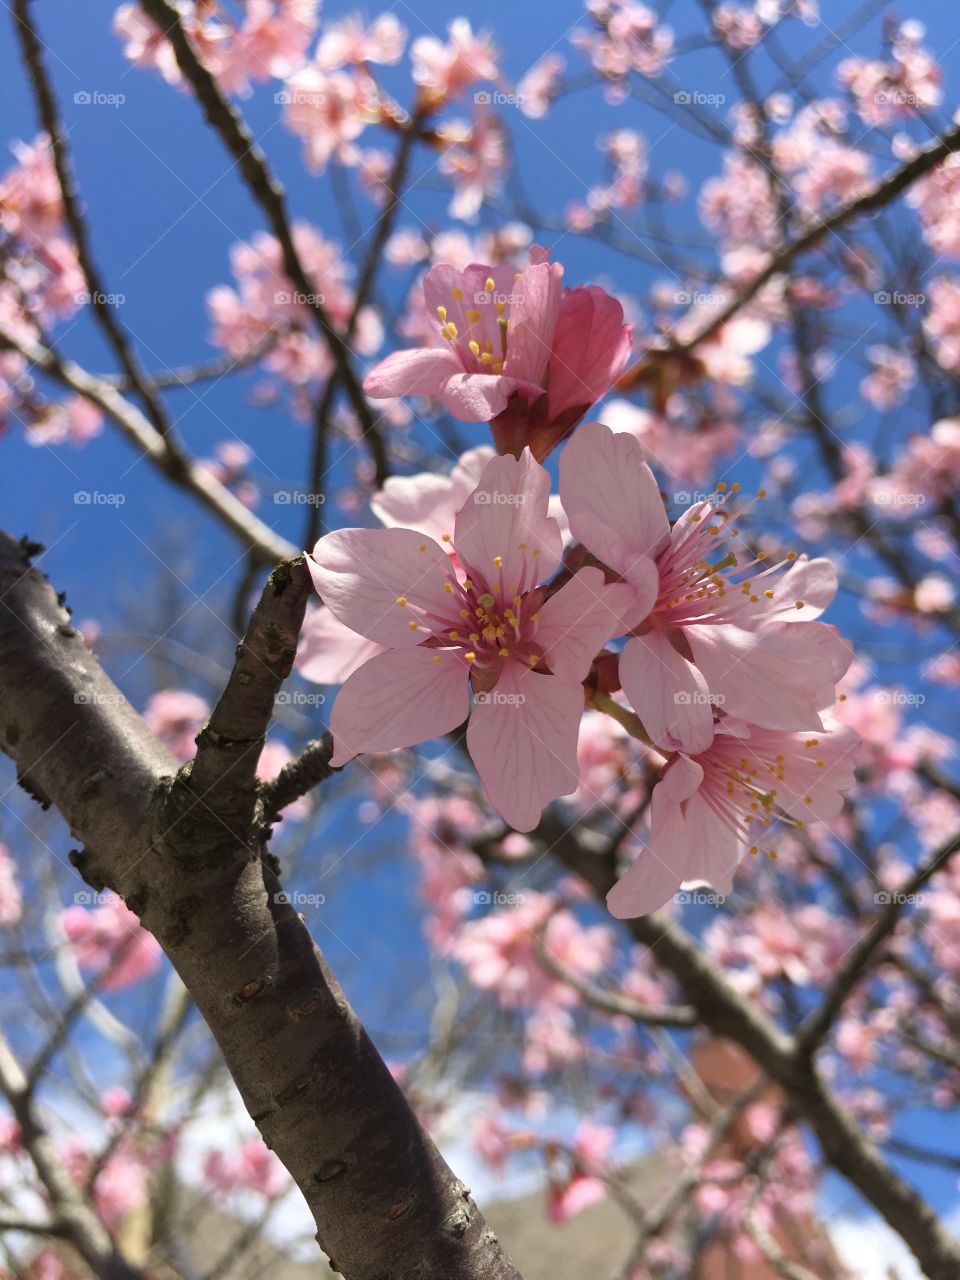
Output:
[0, 325, 295, 567]
[137, 0, 390, 485]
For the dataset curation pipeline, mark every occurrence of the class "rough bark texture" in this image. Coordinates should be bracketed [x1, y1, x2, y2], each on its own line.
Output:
[0, 530, 522, 1280]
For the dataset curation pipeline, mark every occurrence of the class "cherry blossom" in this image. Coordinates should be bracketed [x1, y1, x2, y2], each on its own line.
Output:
[60, 893, 163, 991]
[364, 252, 631, 460]
[608, 720, 860, 916]
[308, 450, 633, 829]
[560, 423, 852, 752]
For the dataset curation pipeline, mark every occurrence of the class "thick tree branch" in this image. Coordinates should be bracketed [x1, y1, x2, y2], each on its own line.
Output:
[137, 0, 389, 486]
[0, 530, 522, 1280]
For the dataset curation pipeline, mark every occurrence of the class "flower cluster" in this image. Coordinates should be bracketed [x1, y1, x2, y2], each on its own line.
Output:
[306, 304, 857, 913]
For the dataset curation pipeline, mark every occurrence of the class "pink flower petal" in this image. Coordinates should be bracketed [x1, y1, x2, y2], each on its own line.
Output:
[535, 567, 633, 685]
[363, 345, 462, 398]
[308, 528, 454, 647]
[442, 371, 515, 420]
[619, 632, 715, 754]
[558, 423, 670, 590]
[371, 446, 494, 544]
[329, 648, 469, 765]
[685, 621, 852, 731]
[454, 451, 563, 590]
[546, 286, 632, 423]
[466, 665, 583, 831]
[297, 605, 387, 685]
[503, 261, 563, 387]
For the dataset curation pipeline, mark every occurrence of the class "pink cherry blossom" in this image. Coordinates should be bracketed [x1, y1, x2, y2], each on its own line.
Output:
[0, 843, 22, 925]
[608, 721, 860, 917]
[283, 68, 375, 173]
[860, 345, 916, 411]
[925, 277, 960, 371]
[411, 19, 499, 103]
[439, 111, 507, 222]
[143, 688, 210, 761]
[453, 892, 613, 1007]
[314, 13, 406, 70]
[517, 55, 565, 119]
[560, 423, 852, 752]
[548, 1120, 615, 1222]
[309, 451, 633, 829]
[60, 893, 163, 990]
[909, 153, 960, 257]
[203, 1138, 288, 1199]
[364, 253, 631, 460]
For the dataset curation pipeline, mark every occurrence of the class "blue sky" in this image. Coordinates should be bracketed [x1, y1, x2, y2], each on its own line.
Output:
[2, 0, 959, 1230]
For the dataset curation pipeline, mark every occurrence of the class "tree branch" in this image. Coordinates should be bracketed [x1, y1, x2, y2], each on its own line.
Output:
[0, 325, 295, 567]
[137, 0, 389, 486]
[0, 529, 522, 1280]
